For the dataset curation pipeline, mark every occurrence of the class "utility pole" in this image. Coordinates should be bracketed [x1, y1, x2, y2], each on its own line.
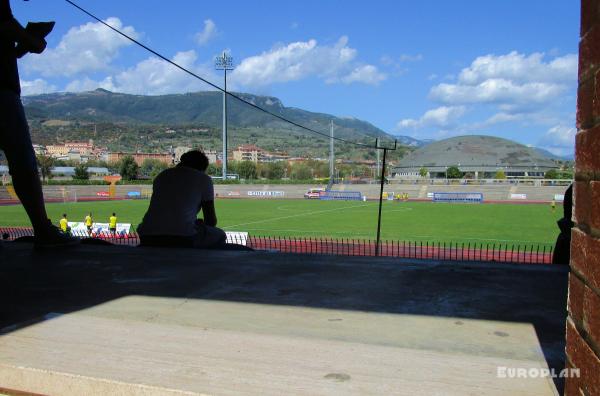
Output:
[329, 120, 334, 185]
[215, 51, 234, 180]
[376, 138, 380, 181]
[375, 139, 398, 257]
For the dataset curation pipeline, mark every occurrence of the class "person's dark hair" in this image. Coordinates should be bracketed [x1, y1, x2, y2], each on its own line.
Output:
[63, 213, 67, 217]
[112, 212, 116, 216]
[179, 150, 209, 172]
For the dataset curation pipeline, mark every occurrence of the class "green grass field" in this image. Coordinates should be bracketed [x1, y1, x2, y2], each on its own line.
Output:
[0, 199, 562, 246]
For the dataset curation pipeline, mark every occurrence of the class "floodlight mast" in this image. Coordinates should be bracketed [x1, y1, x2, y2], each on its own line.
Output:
[330, 120, 334, 185]
[215, 52, 234, 180]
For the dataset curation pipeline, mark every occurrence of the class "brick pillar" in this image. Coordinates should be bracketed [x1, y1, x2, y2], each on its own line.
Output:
[566, 0, 600, 394]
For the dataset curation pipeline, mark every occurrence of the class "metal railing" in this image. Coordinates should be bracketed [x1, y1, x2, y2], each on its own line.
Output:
[0, 227, 553, 265]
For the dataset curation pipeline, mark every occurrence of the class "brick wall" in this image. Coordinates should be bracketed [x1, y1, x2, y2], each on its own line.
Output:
[566, 0, 600, 394]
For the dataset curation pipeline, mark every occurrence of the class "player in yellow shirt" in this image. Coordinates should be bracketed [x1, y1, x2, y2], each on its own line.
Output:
[85, 212, 93, 235]
[59, 213, 70, 235]
[109, 212, 117, 235]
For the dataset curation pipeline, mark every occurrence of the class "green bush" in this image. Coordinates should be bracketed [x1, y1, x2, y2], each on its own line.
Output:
[45, 179, 108, 185]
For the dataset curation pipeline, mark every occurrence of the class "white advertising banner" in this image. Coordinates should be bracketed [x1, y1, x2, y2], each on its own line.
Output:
[554, 194, 565, 201]
[510, 193, 527, 200]
[247, 191, 285, 197]
[68, 222, 131, 235]
[226, 231, 248, 246]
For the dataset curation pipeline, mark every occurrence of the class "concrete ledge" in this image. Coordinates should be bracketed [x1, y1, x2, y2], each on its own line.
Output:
[0, 243, 568, 395]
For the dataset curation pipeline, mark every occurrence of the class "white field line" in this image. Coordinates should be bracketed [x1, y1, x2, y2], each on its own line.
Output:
[223, 203, 374, 229]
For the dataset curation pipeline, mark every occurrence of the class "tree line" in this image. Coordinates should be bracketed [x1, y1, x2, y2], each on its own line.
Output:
[34, 154, 382, 183]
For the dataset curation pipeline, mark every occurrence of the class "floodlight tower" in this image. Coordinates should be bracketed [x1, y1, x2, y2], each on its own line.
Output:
[329, 120, 335, 185]
[215, 51, 234, 180]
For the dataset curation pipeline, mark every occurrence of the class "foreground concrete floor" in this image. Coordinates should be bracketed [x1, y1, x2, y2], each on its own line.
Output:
[0, 242, 568, 395]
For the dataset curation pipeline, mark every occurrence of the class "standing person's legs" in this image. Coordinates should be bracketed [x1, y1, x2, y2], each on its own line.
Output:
[0, 91, 50, 232]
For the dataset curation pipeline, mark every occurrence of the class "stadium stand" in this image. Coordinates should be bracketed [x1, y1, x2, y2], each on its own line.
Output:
[433, 192, 483, 203]
[391, 135, 558, 180]
[320, 190, 363, 201]
[0, 183, 570, 204]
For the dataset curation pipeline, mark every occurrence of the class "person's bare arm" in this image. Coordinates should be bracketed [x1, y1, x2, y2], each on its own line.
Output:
[200, 200, 218, 227]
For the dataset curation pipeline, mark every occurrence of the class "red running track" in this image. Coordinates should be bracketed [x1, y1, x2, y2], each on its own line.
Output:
[0, 227, 553, 264]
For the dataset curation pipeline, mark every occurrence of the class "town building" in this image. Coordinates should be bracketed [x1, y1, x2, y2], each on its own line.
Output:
[232, 144, 289, 163]
[32, 144, 47, 155]
[172, 147, 218, 164]
[107, 152, 173, 166]
[232, 144, 265, 162]
[43, 140, 107, 163]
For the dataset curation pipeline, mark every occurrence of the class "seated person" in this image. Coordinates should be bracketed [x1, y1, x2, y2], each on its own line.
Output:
[137, 150, 226, 248]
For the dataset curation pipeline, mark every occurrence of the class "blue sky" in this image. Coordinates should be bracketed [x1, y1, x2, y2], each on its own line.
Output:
[13, 0, 580, 155]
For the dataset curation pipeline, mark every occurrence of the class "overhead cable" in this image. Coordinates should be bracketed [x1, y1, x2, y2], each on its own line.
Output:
[64, 0, 383, 149]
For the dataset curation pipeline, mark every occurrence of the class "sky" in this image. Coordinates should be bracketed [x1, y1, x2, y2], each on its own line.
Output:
[12, 0, 580, 156]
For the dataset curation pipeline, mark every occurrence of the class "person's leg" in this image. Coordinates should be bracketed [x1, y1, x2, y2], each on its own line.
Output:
[0, 92, 50, 232]
[193, 225, 226, 249]
[0, 91, 77, 247]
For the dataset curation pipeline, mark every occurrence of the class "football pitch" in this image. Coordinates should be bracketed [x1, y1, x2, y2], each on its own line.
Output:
[0, 199, 562, 247]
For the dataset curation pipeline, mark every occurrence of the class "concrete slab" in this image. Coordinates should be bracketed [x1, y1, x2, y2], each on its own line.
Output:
[0, 243, 568, 395]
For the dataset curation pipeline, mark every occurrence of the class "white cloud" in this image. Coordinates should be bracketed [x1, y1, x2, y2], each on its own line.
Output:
[382, 54, 423, 65]
[430, 79, 565, 105]
[230, 36, 384, 87]
[397, 106, 466, 130]
[194, 19, 217, 46]
[398, 54, 423, 62]
[65, 76, 114, 93]
[429, 52, 577, 108]
[396, 51, 578, 143]
[339, 65, 386, 85]
[24, 17, 139, 77]
[457, 51, 576, 85]
[537, 124, 576, 156]
[67, 50, 219, 95]
[482, 112, 524, 125]
[20, 79, 57, 96]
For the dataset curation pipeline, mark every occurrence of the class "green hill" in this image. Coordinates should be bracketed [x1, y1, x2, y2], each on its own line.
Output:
[22, 89, 412, 160]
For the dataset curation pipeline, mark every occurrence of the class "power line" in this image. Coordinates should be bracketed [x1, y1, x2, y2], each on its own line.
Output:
[64, 0, 379, 149]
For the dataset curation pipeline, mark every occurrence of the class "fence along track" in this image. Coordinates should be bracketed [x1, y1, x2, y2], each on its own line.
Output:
[0, 227, 553, 264]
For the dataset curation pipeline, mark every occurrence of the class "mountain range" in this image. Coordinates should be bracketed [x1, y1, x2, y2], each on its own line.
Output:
[23, 89, 421, 146]
[21, 89, 566, 161]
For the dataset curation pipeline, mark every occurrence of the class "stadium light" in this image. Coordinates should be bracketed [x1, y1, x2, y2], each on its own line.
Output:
[215, 52, 234, 180]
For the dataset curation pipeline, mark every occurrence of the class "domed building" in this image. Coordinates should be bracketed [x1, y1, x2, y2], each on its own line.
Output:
[392, 135, 558, 179]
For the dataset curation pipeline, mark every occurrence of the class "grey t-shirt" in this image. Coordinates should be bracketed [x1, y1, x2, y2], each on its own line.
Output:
[137, 166, 214, 236]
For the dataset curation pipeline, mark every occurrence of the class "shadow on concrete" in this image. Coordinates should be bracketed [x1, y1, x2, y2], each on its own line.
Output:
[0, 243, 568, 392]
